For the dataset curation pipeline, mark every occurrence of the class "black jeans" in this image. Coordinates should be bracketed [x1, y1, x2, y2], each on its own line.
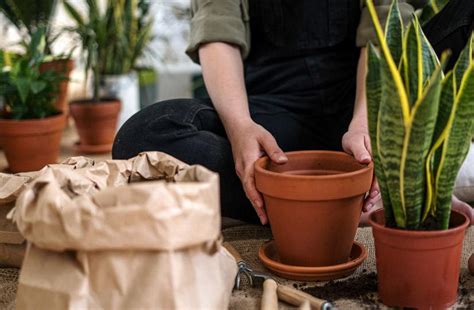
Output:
[113, 0, 473, 224]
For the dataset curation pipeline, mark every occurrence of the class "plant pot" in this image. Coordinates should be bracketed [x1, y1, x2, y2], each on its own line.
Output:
[100, 72, 139, 129]
[369, 209, 469, 309]
[69, 99, 121, 154]
[254, 151, 373, 267]
[137, 67, 158, 109]
[40, 59, 74, 113]
[0, 113, 66, 173]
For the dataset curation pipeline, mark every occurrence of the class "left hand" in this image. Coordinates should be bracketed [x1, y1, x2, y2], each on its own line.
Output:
[342, 127, 381, 212]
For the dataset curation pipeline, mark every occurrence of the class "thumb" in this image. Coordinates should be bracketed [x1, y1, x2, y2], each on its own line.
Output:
[259, 133, 287, 164]
[349, 139, 372, 164]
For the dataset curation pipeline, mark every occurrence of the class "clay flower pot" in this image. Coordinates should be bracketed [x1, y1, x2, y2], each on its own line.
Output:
[70, 99, 121, 154]
[255, 151, 373, 267]
[370, 209, 469, 309]
[0, 114, 67, 173]
[40, 59, 74, 113]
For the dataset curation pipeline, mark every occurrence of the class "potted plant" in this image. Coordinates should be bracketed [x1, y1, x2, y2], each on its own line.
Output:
[63, 0, 129, 154]
[0, 29, 66, 172]
[365, 0, 473, 308]
[65, 0, 153, 134]
[0, 0, 74, 113]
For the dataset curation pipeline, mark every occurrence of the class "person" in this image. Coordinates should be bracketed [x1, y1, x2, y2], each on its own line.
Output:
[112, 0, 474, 225]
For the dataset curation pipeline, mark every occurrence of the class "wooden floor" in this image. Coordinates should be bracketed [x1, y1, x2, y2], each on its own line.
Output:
[0, 120, 111, 173]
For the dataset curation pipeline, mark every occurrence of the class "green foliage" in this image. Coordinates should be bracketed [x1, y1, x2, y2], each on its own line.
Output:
[63, 0, 154, 102]
[419, 0, 450, 25]
[365, 0, 474, 230]
[0, 0, 58, 54]
[0, 29, 62, 120]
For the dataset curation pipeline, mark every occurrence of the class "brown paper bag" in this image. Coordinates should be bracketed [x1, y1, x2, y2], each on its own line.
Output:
[12, 152, 237, 309]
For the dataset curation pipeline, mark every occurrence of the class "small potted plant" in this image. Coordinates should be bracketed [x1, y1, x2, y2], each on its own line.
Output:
[0, 29, 66, 173]
[64, 0, 153, 136]
[365, 0, 473, 308]
[0, 0, 74, 113]
[63, 0, 126, 154]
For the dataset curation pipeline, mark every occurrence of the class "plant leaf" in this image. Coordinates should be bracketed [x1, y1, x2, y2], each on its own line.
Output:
[384, 0, 404, 66]
[402, 63, 443, 228]
[435, 65, 474, 229]
[30, 81, 46, 94]
[14, 77, 30, 103]
[366, 43, 395, 225]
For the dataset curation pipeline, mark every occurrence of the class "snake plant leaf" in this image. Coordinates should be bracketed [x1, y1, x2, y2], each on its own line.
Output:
[435, 65, 474, 229]
[421, 71, 455, 221]
[366, 43, 395, 225]
[419, 0, 449, 26]
[366, 0, 412, 228]
[402, 65, 443, 228]
[453, 38, 473, 92]
[403, 17, 438, 106]
[384, 0, 404, 67]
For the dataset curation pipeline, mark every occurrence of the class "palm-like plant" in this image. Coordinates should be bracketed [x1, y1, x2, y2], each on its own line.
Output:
[63, 0, 154, 102]
[365, 0, 474, 230]
[0, 0, 58, 55]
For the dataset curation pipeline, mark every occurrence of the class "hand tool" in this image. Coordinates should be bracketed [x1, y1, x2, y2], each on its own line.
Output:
[223, 242, 335, 310]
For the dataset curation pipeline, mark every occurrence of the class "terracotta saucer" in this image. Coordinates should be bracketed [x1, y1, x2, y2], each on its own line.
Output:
[73, 141, 112, 154]
[258, 240, 367, 281]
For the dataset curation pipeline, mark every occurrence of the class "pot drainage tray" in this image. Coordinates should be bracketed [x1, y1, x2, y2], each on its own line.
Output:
[258, 240, 367, 281]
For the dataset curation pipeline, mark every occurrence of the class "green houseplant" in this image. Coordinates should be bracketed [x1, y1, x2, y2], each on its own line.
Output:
[0, 29, 66, 172]
[365, 0, 473, 308]
[0, 0, 75, 113]
[64, 0, 153, 139]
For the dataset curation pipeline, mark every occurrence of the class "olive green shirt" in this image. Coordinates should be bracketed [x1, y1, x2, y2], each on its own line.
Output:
[186, 0, 428, 63]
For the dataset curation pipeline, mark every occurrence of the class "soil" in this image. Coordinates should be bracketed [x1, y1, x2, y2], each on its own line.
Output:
[300, 271, 379, 306]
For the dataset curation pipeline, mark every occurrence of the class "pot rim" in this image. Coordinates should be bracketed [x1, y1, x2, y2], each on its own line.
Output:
[255, 150, 373, 180]
[0, 112, 66, 124]
[70, 98, 121, 105]
[369, 209, 469, 237]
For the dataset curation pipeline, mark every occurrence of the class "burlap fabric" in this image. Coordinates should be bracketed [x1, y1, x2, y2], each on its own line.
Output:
[1, 226, 473, 309]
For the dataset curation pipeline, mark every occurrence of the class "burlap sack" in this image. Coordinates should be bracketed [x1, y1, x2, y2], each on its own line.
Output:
[10, 152, 237, 309]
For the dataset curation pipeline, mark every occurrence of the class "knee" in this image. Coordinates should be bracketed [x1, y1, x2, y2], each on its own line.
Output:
[112, 99, 205, 159]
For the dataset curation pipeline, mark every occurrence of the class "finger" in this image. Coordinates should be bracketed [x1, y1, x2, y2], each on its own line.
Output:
[452, 196, 474, 225]
[259, 133, 287, 164]
[369, 178, 380, 198]
[363, 193, 381, 212]
[349, 137, 372, 164]
[243, 167, 268, 225]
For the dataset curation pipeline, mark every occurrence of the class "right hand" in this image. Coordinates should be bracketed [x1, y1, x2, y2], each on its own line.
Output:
[228, 121, 287, 225]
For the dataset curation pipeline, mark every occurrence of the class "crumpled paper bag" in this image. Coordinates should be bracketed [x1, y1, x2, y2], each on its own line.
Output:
[12, 152, 237, 310]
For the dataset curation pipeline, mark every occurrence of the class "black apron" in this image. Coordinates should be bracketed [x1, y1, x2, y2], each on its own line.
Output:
[244, 0, 361, 116]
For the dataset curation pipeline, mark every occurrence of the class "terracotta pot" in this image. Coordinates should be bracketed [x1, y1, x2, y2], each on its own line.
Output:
[69, 99, 121, 153]
[370, 209, 469, 309]
[0, 114, 66, 173]
[40, 59, 74, 113]
[255, 151, 373, 267]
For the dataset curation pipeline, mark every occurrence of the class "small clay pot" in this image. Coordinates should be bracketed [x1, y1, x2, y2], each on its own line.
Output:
[0, 113, 67, 172]
[40, 59, 74, 113]
[70, 99, 121, 153]
[254, 151, 373, 267]
[370, 209, 469, 309]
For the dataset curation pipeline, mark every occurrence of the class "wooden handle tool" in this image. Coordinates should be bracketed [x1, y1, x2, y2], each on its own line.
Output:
[277, 284, 332, 310]
[260, 279, 279, 310]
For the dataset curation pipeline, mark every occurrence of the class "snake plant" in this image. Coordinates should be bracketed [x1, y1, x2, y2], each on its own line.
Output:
[365, 0, 474, 230]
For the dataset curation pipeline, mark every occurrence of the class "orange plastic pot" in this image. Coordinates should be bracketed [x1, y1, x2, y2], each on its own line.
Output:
[255, 151, 373, 267]
[370, 209, 469, 309]
[0, 113, 66, 173]
[40, 59, 74, 113]
[70, 99, 121, 153]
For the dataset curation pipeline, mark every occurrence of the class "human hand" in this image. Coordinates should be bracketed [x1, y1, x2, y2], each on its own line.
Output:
[452, 195, 474, 225]
[342, 126, 381, 212]
[228, 121, 287, 225]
